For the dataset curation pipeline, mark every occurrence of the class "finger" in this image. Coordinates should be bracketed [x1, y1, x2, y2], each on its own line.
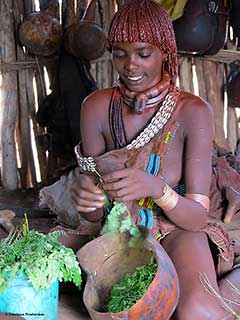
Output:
[103, 169, 130, 183]
[73, 195, 104, 208]
[102, 178, 129, 192]
[114, 193, 137, 202]
[80, 184, 104, 195]
[76, 205, 102, 213]
[72, 196, 104, 213]
[70, 186, 105, 200]
[108, 187, 136, 200]
[76, 206, 98, 213]
[71, 191, 105, 208]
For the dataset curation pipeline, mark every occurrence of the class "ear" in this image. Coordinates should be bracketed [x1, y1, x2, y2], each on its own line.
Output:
[162, 54, 168, 72]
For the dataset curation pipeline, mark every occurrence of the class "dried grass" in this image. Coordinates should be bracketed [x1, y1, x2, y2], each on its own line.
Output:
[199, 273, 240, 320]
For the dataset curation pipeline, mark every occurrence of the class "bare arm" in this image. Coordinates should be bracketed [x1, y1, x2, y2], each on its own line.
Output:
[80, 89, 109, 156]
[70, 89, 112, 221]
[162, 96, 214, 230]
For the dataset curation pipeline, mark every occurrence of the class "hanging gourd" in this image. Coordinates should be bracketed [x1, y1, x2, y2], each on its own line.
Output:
[64, 0, 107, 60]
[18, 5, 62, 57]
[173, 0, 228, 55]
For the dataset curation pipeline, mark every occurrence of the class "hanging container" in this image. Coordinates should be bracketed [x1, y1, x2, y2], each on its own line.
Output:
[18, 11, 62, 56]
[0, 271, 59, 320]
[64, 0, 106, 60]
[77, 231, 179, 320]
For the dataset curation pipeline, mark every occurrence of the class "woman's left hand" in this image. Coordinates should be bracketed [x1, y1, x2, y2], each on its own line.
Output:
[102, 168, 162, 202]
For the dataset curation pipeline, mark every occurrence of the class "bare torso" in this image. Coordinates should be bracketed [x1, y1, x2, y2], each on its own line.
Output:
[80, 87, 213, 191]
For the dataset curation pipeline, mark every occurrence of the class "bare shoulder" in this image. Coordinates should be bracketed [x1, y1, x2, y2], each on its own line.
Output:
[80, 87, 115, 154]
[177, 91, 213, 131]
[82, 87, 114, 113]
[178, 91, 212, 112]
[80, 87, 114, 131]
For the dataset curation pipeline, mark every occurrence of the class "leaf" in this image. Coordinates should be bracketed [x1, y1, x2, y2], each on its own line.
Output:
[100, 202, 142, 247]
[105, 259, 157, 313]
[22, 214, 29, 238]
[0, 216, 82, 293]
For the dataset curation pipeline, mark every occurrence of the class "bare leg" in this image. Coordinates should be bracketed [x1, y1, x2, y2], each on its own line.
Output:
[218, 268, 240, 317]
[161, 230, 234, 320]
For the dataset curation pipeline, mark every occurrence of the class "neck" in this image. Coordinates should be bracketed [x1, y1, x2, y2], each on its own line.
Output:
[118, 72, 171, 113]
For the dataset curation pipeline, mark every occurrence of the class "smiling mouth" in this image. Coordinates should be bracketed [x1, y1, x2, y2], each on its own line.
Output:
[126, 75, 144, 81]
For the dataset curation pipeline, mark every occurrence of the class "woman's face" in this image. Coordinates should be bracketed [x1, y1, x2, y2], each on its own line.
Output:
[112, 42, 165, 92]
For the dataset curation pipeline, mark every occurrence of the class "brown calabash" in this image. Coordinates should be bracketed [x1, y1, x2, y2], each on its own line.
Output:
[18, 11, 62, 56]
[64, 20, 106, 60]
[77, 231, 179, 320]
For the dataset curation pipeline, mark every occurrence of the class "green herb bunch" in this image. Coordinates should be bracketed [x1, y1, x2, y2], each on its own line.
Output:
[105, 257, 157, 313]
[0, 216, 82, 294]
[100, 202, 141, 242]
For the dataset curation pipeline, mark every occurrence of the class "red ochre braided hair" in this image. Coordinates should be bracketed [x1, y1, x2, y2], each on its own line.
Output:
[108, 0, 178, 84]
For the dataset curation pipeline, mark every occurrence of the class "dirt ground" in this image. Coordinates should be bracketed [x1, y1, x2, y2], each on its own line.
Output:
[0, 294, 91, 320]
[58, 284, 91, 320]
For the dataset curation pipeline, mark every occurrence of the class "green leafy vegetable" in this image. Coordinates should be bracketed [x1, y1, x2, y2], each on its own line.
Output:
[100, 202, 141, 238]
[105, 257, 157, 313]
[0, 216, 82, 293]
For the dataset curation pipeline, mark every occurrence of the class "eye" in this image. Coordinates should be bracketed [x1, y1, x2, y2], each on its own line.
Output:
[139, 53, 151, 58]
[112, 51, 126, 58]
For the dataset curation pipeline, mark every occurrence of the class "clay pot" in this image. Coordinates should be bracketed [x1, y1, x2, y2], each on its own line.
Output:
[18, 11, 62, 56]
[77, 231, 179, 320]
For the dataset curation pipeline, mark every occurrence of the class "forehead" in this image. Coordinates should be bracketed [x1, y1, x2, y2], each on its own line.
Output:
[112, 42, 161, 52]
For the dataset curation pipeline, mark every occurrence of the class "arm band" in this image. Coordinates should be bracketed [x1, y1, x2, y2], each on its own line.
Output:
[153, 184, 179, 211]
[185, 193, 210, 212]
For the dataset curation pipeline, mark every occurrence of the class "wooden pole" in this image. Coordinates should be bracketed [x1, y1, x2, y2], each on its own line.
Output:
[178, 57, 194, 93]
[194, 58, 207, 101]
[202, 61, 227, 149]
[14, 0, 37, 189]
[227, 107, 239, 153]
[0, 0, 19, 190]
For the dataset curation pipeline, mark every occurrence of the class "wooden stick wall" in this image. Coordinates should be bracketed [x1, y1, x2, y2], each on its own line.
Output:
[0, 0, 117, 191]
[178, 53, 240, 153]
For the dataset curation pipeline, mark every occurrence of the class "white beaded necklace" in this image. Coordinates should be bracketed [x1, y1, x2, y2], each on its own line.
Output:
[126, 89, 180, 150]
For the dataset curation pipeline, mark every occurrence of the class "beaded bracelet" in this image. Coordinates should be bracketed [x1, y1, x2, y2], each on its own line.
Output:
[153, 184, 179, 211]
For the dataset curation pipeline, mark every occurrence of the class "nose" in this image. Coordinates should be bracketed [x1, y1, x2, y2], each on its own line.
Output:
[124, 55, 139, 72]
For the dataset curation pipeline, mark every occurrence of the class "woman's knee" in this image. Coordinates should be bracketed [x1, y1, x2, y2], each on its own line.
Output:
[175, 290, 227, 320]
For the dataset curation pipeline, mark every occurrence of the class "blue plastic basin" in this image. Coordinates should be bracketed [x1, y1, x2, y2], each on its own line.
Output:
[0, 272, 59, 320]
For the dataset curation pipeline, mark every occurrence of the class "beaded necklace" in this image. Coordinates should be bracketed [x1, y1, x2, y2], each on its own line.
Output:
[126, 88, 180, 150]
[109, 72, 174, 149]
[109, 88, 127, 149]
[109, 84, 180, 150]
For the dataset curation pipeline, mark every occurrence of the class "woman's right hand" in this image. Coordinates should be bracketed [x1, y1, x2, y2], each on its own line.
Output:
[70, 174, 106, 221]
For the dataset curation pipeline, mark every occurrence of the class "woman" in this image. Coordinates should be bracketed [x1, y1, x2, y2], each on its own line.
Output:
[70, 0, 240, 318]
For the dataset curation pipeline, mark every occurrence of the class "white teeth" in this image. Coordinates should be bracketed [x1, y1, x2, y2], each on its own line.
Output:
[127, 75, 143, 81]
